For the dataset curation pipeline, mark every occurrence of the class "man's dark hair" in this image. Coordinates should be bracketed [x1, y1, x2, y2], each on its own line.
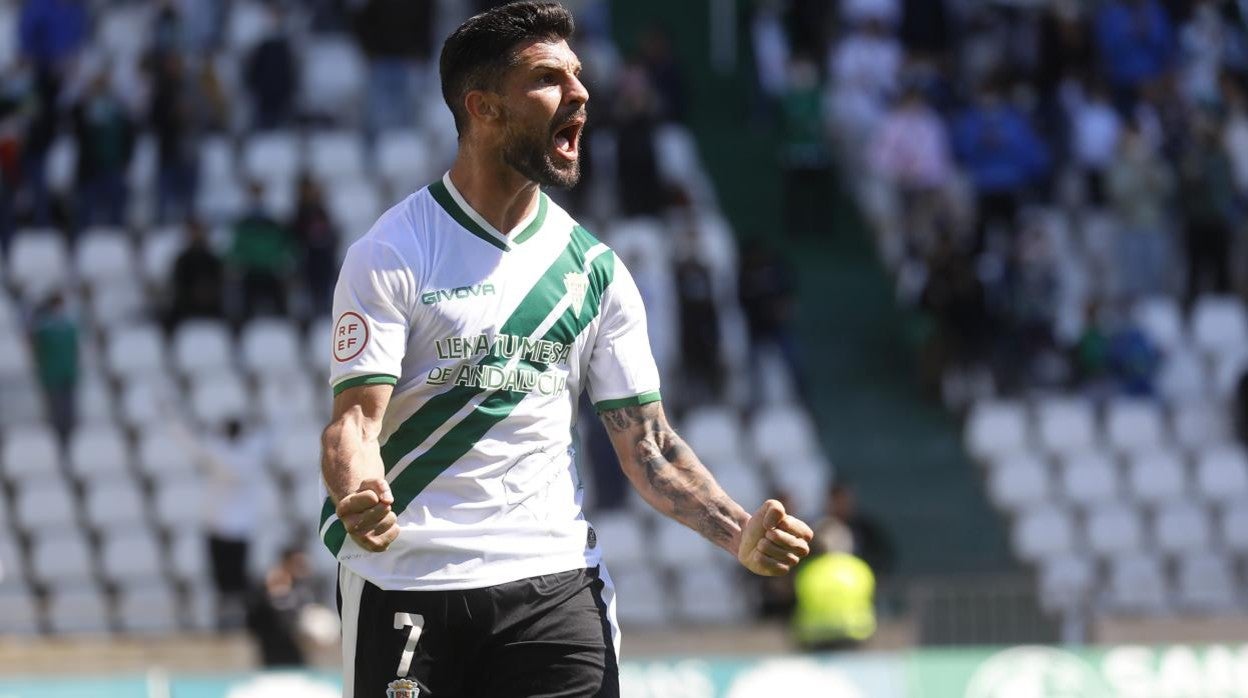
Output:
[439, 1, 575, 137]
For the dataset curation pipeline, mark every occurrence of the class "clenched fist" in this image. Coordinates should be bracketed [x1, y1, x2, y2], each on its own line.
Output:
[738, 499, 814, 576]
[336, 478, 399, 552]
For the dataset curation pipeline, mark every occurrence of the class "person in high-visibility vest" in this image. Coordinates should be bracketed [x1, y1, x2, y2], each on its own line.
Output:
[793, 521, 877, 650]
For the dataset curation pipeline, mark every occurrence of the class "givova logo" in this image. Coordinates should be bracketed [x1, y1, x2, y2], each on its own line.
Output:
[966, 646, 1108, 698]
[421, 283, 496, 305]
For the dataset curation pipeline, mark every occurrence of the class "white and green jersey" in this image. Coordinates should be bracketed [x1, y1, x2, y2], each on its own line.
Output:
[320, 173, 661, 591]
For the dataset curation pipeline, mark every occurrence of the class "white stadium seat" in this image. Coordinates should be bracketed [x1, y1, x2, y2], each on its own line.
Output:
[1133, 296, 1185, 352]
[116, 584, 180, 634]
[1038, 554, 1094, 613]
[1104, 554, 1167, 613]
[1211, 350, 1248, 399]
[13, 479, 77, 533]
[7, 229, 69, 296]
[29, 530, 95, 588]
[99, 530, 165, 585]
[300, 38, 366, 122]
[681, 407, 743, 466]
[76, 375, 115, 426]
[259, 374, 323, 424]
[1172, 400, 1232, 451]
[197, 176, 245, 223]
[1175, 552, 1237, 611]
[189, 370, 251, 426]
[154, 479, 207, 531]
[1011, 505, 1076, 562]
[0, 534, 20, 587]
[1058, 452, 1119, 508]
[88, 279, 149, 327]
[67, 424, 131, 482]
[609, 567, 669, 628]
[376, 130, 434, 193]
[141, 226, 186, 285]
[106, 325, 166, 379]
[712, 464, 768, 511]
[1152, 501, 1211, 554]
[46, 135, 76, 194]
[1104, 399, 1166, 456]
[964, 400, 1029, 462]
[1219, 502, 1248, 553]
[199, 136, 235, 184]
[1035, 398, 1097, 456]
[46, 586, 112, 635]
[119, 378, 179, 429]
[83, 480, 148, 531]
[305, 315, 333, 369]
[1156, 350, 1208, 401]
[173, 320, 234, 376]
[169, 531, 208, 583]
[1126, 451, 1187, 504]
[307, 130, 367, 183]
[987, 453, 1050, 512]
[654, 517, 719, 568]
[328, 180, 385, 239]
[1194, 446, 1248, 506]
[1191, 296, 1248, 357]
[242, 131, 301, 182]
[273, 421, 324, 478]
[0, 588, 40, 634]
[675, 567, 748, 625]
[1086, 504, 1144, 555]
[137, 429, 200, 483]
[590, 513, 647, 570]
[748, 404, 822, 464]
[1, 425, 61, 481]
[768, 456, 831, 521]
[293, 478, 326, 527]
[74, 229, 134, 287]
[240, 318, 302, 375]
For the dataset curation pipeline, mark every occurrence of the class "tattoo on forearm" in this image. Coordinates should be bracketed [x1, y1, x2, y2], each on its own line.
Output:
[602, 404, 742, 550]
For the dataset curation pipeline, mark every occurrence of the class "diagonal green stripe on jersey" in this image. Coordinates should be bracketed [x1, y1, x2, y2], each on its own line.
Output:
[324, 519, 347, 556]
[376, 227, 595, 474]
[386, 228, 612, 516]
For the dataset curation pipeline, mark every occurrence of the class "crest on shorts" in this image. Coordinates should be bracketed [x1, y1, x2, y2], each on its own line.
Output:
[386, 678, 420, 698]
[564, 271, 589, 317]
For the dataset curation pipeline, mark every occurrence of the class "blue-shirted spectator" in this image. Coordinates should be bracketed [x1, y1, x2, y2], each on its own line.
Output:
[951, 86, 1051, 250]
[1095, 0, 1176, 107]
[18, 0, 88, 72]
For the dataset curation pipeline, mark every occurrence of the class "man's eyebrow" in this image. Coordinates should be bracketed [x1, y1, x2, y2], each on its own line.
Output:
[531, 60, 582, 73]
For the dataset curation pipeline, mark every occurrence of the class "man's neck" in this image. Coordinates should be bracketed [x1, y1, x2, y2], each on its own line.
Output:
[447, 148, 541, 235]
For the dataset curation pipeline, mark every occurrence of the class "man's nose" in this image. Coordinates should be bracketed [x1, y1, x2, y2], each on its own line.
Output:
[566, 74, 589, 107]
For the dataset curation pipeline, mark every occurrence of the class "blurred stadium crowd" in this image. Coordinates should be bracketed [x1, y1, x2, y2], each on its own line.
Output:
[757, 0, 1248, 621]
[0, 0, 841, 654]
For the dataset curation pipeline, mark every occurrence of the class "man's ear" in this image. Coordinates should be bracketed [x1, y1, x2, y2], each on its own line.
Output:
[465, 90, 502, 126]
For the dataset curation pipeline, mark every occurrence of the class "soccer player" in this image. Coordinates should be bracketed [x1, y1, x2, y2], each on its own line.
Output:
[320, 3, 814, 696]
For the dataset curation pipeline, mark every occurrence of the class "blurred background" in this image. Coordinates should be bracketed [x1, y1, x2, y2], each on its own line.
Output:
[0, 0, 1247, 696]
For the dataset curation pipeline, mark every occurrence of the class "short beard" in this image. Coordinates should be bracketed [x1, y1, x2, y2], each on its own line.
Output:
[500, 109, 581, 189]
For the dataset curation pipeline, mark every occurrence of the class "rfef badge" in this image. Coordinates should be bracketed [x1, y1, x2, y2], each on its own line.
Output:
[386, 678, 420, 698]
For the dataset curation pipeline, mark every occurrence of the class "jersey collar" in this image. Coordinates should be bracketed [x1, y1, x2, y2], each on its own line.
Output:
[429, 172, 548, 252]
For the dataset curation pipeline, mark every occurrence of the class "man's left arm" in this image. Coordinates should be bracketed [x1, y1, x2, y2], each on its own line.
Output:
[600, 400, 813, 576]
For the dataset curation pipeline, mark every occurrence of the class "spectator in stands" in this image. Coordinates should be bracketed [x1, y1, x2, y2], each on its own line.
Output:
[173, 0, 226, 53]
[18, 0, 87, 78]
[613, 64, 665, 218]
[1094, 0, 1176, 109]
[638, 26, 688, 124]
[1177, 1, 1230, 108]
[350, 0, 435, 136]
[244, 2, 297, 131]
[1068, 81, 1122, 205]
[1106, 320, 1161, 396]
[1235, 368, 1248, 447]
[246, 546, 324, 667]
[1037, 2, 1094, 101]
[1107, 122, 1175, 299]
[72, 71, 135, 229]
[1073, 299, 1113, 396]
[289, 174, 339, 316]
[750, 0, 792, 114]
[951, 82, 1051, 251]
[819, 482, 895, 579]
[919, 231, 989, 398]
[190, 418, 270, 630]
[230, 181, 293, 319]
[149, 52, 200, 224]
[673, 226, 725, 407]
[1178, 112, 1236, 301]
[779, 58, 832, 237]
[868, 86, 954, 251]
[828, 16, 903, 106]
[169, 218, 225, 327]
[29, 292, 78, 441]
[738, 240, 804, 406]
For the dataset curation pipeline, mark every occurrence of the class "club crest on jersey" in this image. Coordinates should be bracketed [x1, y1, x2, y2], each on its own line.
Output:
[564, 271, 589, 316]
[387, 678, 420, 698]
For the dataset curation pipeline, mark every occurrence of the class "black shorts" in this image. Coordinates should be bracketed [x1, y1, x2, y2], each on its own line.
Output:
[337, 565, 620, 698]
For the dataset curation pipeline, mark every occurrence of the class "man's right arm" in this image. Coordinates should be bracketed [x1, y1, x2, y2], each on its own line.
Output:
[322, 383, 399, 552]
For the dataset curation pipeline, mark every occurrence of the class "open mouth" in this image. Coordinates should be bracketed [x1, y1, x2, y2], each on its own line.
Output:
[552, 119, 584, 161]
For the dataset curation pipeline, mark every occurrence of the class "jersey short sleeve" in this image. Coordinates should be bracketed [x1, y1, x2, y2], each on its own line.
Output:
[587, 256, 662, 412]
[328, 239, 414, 395]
